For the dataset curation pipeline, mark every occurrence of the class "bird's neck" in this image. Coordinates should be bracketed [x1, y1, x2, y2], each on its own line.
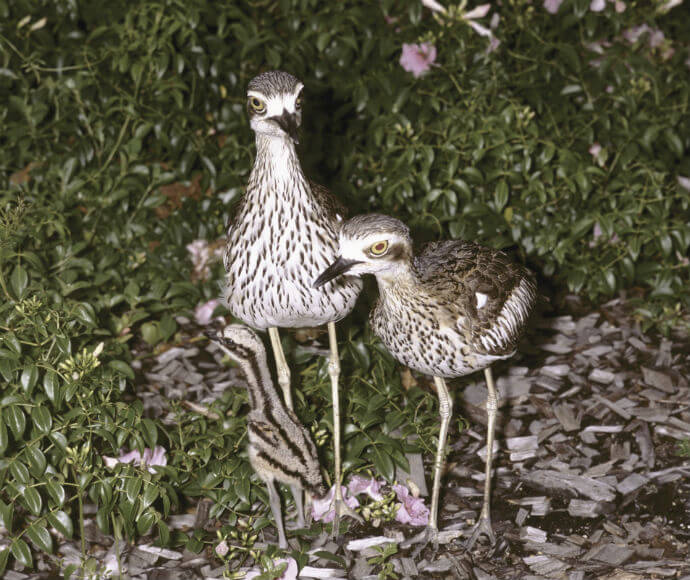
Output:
[249, 133, 308, 194]
[374, 261, 418, 292]
[234, 351, 282, 412]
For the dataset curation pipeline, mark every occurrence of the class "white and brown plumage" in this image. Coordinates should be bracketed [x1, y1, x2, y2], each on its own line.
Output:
[223, 71, 363, 527]
[207, 324, 326, 549]
[314, 214, 537, 552]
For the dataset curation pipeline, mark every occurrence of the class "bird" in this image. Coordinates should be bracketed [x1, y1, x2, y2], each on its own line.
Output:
[223, 70, 363, 527]
[313, 213, 537, 552]
[206, 324, 327, 549]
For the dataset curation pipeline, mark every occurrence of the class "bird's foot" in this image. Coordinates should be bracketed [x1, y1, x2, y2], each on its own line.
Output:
[329, 496, 363, 539]
[400, 526, 439, 559]
[465, 515, 496, 550]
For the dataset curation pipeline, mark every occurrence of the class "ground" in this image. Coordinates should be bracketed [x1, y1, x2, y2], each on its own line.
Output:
[3, 296, 689, 580]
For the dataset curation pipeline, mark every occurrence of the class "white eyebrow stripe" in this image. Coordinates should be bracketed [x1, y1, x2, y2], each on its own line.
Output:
[476, 292, 488, 309]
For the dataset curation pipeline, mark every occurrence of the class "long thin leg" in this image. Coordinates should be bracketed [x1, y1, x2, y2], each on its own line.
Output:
[266, 480, 287, 549]
[466, 366, 498, 548]
[268, 327, 293, 409]
[327, 321, 362, 536]
[401, 376, 453, 554]
[290, 484, 305, 528]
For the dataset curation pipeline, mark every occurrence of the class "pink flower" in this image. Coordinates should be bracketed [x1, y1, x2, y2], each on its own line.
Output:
[614, 1, 626, 12]
[544, 0, 564, 14]
[194, 299, 221, 325]
[103, 446, 167, 473]
[589, 142, 602, 159]
[311, 486, 359, 523]
[393, 484, 429, 526]
[215, 540, 229, 557]
[590, 0, 606, 10]
[246, 558, 298, 580]
[464, 3, 491, 19]
[677, 176, 690, 192]
[400, 43, 437, 78]
[421, 0, 446, 13]
[348, 476, 384, 501]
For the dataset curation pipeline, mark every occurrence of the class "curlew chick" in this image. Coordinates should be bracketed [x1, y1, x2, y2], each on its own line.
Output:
[207, 324, 326, 549]
[314, 214, 537, 552]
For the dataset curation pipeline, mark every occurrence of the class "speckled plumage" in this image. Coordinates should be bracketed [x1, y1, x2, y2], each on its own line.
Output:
[371, 239, 536, 378]
[208, 324, 325, 547]
[223, 72, 362, 329]
[315, 213, 537, 549]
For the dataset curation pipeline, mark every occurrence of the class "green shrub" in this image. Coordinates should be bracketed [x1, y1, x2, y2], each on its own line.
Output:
[1, 0, 688, 572]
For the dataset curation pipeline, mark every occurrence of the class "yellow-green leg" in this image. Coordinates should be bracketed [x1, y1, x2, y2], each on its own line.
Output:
[268, 327, 292, 409]
[466, 367, 498, 548]
[327, 321, 362, 536]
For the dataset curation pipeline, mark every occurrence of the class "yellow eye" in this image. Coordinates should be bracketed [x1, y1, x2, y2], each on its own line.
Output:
[248, 97, 266, 114]
[295, 95, 302, 110]
[370, 240, 389, 256]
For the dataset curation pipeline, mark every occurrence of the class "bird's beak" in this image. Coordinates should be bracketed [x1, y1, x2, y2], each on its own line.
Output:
[271, 109, 300, 143]
[313, 256, 361, 288]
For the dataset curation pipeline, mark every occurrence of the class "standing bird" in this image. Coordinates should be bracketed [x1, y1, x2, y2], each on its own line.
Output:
[206, 324, 326, 549]
[314, 214, 537, 551]
[223, 71, 363, 526]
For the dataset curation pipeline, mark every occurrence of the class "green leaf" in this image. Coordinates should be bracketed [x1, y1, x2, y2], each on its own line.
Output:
[108, 360, 134, 380]
[140, 418, 157, 448]
[0, 420, 7, 454]
[141, 322, 161, 345]
[10, 265, 29, 299]
[73, 303, 97, 327]
[32, 406, 52, 434]
[23, 486, 43, 516]
[26, 446, 47, 477]
[495, 180, 509, 210]
[10, 460, 31, 483]
[137, 508, 156, 534]
[48, 510, 74, 538]
[26, 523, 53, 553]
[20, 365, 39, 394]
[0, 547, 8, 576]
[46, 481, 66, 507]
[0, 501, 13, 533]
[10, 539, 32, 568]
[43, 371, 59, 403]
[371, 446, 395, 481]
[141, 482, 159, 509]
[126, 477, 143, 503]
[5, 406, 26, 439]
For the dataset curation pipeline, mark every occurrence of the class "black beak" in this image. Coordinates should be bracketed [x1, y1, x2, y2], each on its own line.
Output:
[313, 257, 361, 289]
[271, 109, 300, 143]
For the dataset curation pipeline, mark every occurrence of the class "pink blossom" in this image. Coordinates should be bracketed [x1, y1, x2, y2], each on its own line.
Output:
[614, 1, 626, 12]
[421, 0, 446, 13]
[544, 0, 564, 14]
[311, 486, 359, 523]
[400, 43, 437, 78]
[676, 251, 689, 267]
[464, 3, 491, 19]
[246, 558, 298, 580]
[103, 446, 167, 473]
[590, 0, 606, 11]
[393, 484, 430, 526]
[215, 540, 229, 557]
[194, 299, 221, 325]
[589, 142, 602, 161]
[348, 476, 384, 501]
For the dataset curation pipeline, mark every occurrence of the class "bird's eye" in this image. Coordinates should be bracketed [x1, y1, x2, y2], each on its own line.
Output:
[295, 95, 302, 110]
[248, 97, 266, 114]
[369, 241, 389, 256]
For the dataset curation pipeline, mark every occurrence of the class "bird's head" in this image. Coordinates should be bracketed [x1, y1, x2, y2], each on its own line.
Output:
[246, 71, 303, 143]
[313, 214, 413, 288]
[205, 324, 265, 364]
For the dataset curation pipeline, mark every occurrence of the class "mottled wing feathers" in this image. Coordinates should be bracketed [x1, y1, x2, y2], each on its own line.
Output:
[415, 240, 536, 355]
[308, 179, 348, 223]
